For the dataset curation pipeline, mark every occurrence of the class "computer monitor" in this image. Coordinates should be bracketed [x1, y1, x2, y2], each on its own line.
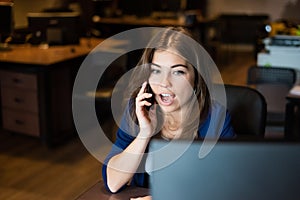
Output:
[27, 12, 80, 45]
[0, 2, 14, 51]
[149, 139, 300, 200]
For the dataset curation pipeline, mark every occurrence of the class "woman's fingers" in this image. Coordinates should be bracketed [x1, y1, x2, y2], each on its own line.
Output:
[136, 93, 153, 107]
[130, 195, 152, 200]
[137, 81, 147, 96]
[136, 82, 153, 109]
[135, 82, 158, 136]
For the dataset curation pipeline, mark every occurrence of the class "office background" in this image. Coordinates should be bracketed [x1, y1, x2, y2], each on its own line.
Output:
[1, 0, 300, 200]
[12, 0, 300, 28]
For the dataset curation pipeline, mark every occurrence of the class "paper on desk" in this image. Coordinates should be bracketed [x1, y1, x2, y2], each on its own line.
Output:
[289, 85, 300, 96]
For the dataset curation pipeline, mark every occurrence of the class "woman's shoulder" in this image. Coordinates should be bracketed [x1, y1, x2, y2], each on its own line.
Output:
[211, 99, 225, 108]
[209, 100, 228, 115]
[198, 100, 235, 138]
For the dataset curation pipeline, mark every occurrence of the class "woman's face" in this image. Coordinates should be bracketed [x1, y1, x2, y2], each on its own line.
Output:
[148, 50, 195, 113]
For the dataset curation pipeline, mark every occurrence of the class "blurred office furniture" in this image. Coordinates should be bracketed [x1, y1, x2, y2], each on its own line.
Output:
[215, 14, 269, 44]
[285, 88, 300, 140]
[42, 0, 95, 37]
[257, 35, 300, 80]
[266, 20, 300, 37]
[208, 14, 269, 63]
[247, 66, 296, 128]
[0, 38, 102, 146]
[91, 0, 206, 38]
[0, 2, 14, 51]
[27, 12, 81, 45]
[255, 35, 299, 137]
[92, 14, 204, 38]
[224, 84, 267, 137]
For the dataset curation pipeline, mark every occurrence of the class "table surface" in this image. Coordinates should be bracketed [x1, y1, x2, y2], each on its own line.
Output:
[98, 16, 185, 26]
[76, 181, 150, 200]
[0, 38, 128, 66]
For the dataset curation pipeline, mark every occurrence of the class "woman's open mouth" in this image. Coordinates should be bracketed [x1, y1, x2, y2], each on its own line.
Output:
[158, 93, 175, 106]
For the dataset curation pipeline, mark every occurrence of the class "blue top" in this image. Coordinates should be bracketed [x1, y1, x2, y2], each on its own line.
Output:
[102, 102, 235, 193]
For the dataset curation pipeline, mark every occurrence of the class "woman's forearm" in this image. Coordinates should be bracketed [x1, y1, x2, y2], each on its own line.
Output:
[106, 133, 151, 193]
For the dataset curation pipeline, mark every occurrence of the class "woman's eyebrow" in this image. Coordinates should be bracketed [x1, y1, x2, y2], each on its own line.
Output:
[150, 63, 188, 68]
[151, 63, 188, 68]
[171, 64, 188, 68]
[150, 63, 161, 67]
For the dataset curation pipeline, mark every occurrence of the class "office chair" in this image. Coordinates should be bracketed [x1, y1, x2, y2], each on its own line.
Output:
[247, 66, 297, 126]
[217, 84, 267, 137]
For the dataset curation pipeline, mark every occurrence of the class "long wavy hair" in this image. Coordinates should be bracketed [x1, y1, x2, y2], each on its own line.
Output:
[123, 27, 212, 139]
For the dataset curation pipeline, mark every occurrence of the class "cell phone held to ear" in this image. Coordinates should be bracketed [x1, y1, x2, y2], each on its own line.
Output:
[145, 84, 155, 110]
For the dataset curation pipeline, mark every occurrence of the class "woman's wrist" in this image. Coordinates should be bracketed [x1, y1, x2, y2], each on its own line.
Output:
[137, 128, 153, 140]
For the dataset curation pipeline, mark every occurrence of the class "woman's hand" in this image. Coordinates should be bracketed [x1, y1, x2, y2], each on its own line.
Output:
[130, 195, 152, 200]
[135, 82, 157, 138]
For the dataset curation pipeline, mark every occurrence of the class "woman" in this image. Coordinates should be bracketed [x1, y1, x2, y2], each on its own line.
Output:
[102, 27, 235, 196]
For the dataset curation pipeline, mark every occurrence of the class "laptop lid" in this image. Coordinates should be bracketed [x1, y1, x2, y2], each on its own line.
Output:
[148, 139, 300, 200]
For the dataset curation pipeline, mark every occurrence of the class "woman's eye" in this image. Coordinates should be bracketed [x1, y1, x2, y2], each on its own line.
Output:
[173, 70, 186, 75]
[151, 69, 160, 74]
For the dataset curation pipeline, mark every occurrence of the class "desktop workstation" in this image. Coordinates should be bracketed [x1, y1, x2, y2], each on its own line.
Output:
[0, 5, 107, 145]
[0, 37, 103, 146]
[0, 1, 130, 146]
[0, 0, 207, 147]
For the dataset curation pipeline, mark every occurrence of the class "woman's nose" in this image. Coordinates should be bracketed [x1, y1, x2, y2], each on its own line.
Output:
[159, 73, 172, 88]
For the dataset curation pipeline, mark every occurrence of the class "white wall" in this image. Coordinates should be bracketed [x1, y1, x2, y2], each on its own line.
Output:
[207, 0, 300, 21]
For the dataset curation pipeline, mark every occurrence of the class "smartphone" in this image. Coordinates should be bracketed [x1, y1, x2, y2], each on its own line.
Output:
[145, 83, 155, 110]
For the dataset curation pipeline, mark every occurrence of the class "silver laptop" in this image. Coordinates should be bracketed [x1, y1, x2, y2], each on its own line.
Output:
[148, 139, 300, 200]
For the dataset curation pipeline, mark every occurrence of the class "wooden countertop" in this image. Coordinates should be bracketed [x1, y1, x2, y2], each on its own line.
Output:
[96, 16, 188, 26]
[0, 38, 128, 66]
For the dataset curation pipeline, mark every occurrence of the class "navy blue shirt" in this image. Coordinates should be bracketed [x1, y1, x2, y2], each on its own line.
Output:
[102, 102, 235, 193]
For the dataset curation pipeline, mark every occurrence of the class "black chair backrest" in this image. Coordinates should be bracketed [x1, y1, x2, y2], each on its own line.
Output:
[215, 84, 267, 136]
[247, 66, 296, 87]
[247, 66, 297, 124]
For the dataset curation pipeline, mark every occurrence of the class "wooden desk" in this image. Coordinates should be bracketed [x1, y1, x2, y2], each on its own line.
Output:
[285, 93, 300, 140]
[95, 16, 192, 27]
[0, 38, 104, 146]
[0, 38, 102, 65]
[76, 181, 150, 200]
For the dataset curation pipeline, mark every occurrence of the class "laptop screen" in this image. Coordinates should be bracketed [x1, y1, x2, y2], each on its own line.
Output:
[148, 139, 300, 200]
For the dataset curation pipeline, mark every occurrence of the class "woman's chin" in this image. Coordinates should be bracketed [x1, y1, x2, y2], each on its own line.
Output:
[159, 104, 178, 113]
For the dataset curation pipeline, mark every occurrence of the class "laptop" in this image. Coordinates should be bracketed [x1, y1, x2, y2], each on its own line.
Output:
[148, 139, 300, 200]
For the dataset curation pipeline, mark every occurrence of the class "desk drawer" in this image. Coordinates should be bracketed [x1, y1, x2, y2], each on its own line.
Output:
[1, 87, 38, 113]
[0, 70, 37, 90]
[2, 109, 40, 137]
